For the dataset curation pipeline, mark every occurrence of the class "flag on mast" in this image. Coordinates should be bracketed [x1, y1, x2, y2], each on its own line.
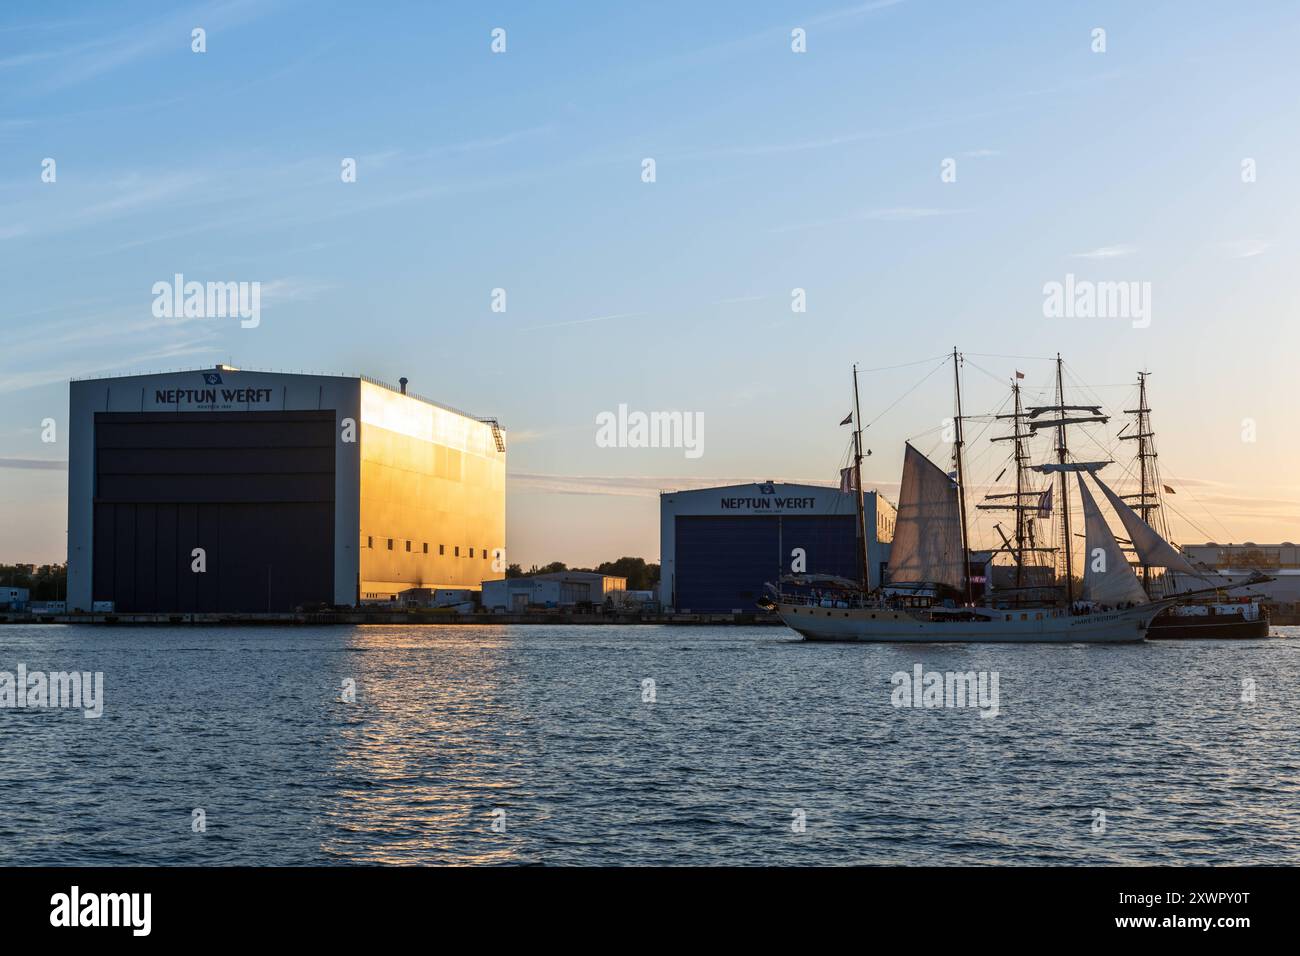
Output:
[1014, 370, 1025, 379]
[1037, 486, 1053, 517]
[839, 412, 853, 426]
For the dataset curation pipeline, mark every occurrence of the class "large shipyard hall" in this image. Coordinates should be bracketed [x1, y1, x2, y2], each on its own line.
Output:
[66, 366, 505, 613]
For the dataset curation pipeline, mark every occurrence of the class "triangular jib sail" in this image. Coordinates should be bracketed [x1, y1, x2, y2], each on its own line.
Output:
[1076, 474, 1149, 605]
[888, 443, 965, 589]
[1090, 474, 1199, 575]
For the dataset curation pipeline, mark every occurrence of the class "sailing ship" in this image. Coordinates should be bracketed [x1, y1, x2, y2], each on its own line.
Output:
[1115, 372, 1270, 639]
[771, 351, 1187, 643]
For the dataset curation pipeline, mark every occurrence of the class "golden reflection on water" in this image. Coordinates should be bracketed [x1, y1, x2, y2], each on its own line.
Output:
[319, 626, 528, 865]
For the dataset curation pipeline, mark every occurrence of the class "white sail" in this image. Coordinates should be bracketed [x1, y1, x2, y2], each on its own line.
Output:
[888, 443, 965, 588]
[1076, 475, 1149, 605]
[1090, 474, 1200, 575]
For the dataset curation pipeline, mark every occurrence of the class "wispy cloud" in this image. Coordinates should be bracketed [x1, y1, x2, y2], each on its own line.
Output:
[668, 0, 908, 66]
[418, 125, 555, 159]
[866, 207, 963, 222]
[1221, 239, 1271, 259]
[14, 0, 276, 93]
[769, 206, 967, 234]
[679, 106, 1012, 163]
[1, 170, 211, 248]
[69, 172, 207, 226]
[0, 458, 67, 471]
[0, 341, 221, 395]
[259, 276, 334, 304]
[518, 311, 650, 333]
[1071, 244, 1137, 259]
[508, 473, 839, 497]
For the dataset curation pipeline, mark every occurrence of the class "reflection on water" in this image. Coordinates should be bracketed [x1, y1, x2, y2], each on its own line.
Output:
[323, 628, 528, 864]
[0, 623, 1297, 865]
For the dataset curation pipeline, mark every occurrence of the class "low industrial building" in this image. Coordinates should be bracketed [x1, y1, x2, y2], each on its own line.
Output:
[482, 571, 627, 612]
[67, 366, 505, 612]
[659, 481, 895, 613]
[373, 587, 477, 609]
[1180, 543, 1300, 615]
[2, 587, 30, 611]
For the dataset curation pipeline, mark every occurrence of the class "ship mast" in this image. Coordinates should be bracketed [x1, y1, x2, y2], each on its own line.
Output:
[851, 364, 870, 593]
[1119, 371, 1158, 593]
[1019, 356, 1111, 606]
[1012, 379, 1027, 588]
[983, 375, 1046, 602]
[1136, 372, 1152, 592]
[1055, 354, 1074, 604]
[952, 348, 974, 605]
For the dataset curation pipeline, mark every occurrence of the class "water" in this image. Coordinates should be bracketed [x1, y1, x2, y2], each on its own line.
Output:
[1, 623, 1297, 865]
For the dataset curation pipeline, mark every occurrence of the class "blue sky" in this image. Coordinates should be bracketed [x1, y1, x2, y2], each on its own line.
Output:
[3, 0, 1300, 566]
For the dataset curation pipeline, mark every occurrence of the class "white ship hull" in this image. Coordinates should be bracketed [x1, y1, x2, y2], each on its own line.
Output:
[778, 602, 1161, 643]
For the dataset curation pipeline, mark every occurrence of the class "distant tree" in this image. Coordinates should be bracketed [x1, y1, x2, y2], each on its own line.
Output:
[595, 557, 660, 591]
[0, 563, 67, 600]
[505, 563, 524, 578]
[514, 558, 660, 588]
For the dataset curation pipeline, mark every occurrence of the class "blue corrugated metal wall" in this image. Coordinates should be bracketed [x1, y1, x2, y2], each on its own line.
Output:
[674, 515, 859, 612]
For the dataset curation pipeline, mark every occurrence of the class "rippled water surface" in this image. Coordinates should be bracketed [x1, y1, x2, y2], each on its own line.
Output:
[1, 623, 1297, 865]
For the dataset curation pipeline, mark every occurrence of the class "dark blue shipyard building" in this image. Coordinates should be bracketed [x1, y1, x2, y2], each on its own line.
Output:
[658, 482, 895, 613]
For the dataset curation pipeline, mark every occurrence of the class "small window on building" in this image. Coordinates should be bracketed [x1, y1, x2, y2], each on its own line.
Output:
[405, 540, 411, 552]
[469, 547, 475, 558]
[455, 546, 460, 557]
[423, 543, 429, 554]
[482, 549, 488, 560]
[387, 539, 393, 550]
[439, 544, 445, 555]
[367, 536, 373, 549]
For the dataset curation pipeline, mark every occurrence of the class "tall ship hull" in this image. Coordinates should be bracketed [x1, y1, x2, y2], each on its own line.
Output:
[778, 601, 1158, 643]
[777, 354, 1264, 646]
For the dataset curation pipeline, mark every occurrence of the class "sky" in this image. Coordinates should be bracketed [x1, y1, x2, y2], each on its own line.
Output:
[2, 0, 1299, 569]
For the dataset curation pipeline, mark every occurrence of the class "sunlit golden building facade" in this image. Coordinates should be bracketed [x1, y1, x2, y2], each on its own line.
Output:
[358, 378, 506, 600]
[67, 366, 505, 612]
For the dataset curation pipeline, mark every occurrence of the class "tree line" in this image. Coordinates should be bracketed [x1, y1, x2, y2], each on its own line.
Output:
[504, 556, 660, 591]
[1, 563, 67, 600]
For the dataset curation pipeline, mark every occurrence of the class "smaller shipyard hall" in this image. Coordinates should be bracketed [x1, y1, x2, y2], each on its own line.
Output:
[67, 366, 506, 613]
[659, 482, 896, 613]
